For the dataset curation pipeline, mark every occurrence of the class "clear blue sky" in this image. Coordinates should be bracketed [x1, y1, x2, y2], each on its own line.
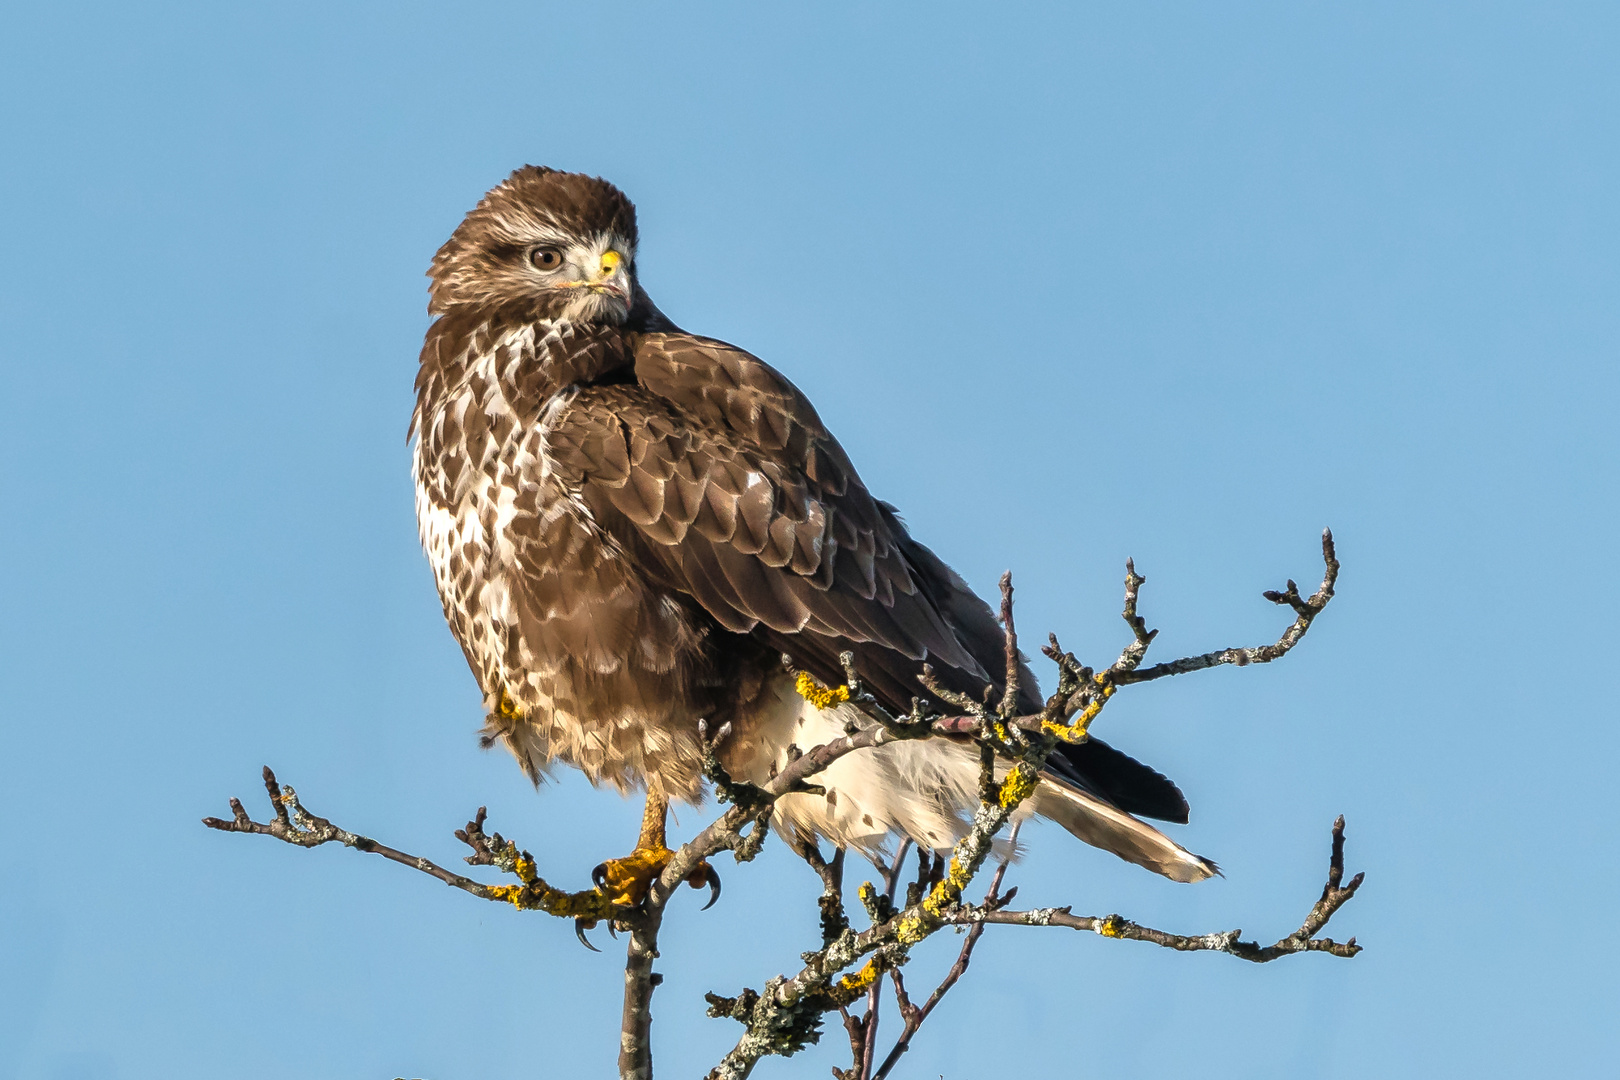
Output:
[2, 4, 1616, 1078]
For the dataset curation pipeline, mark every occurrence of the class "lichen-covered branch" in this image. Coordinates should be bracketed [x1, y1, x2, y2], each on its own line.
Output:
[869, 824, 1018, 1080]
[202, 770, 618, 925]
[701, 680, 1063, 1078]
[832, 841, 915, 1080]
[947, 815, 1363, 962]
[203, 533, 1356, 1080]
[1113, 527, 1340, 684]
[696, 536, 1353, 1079]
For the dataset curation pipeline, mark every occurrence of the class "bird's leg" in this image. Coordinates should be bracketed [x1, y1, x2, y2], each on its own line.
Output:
[591, 791, 720, 910]
[592, 792, 672, 907]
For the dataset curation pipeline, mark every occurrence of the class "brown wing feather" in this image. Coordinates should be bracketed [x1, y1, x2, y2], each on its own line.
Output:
[544, 329, 1197, 825]
[543, 333, 1003, 713]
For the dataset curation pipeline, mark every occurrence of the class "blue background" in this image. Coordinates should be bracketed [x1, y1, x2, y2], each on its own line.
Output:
[3, 3, 1615, 1077]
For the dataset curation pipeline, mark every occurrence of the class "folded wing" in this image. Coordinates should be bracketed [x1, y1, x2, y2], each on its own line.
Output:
[544, 331, 1212, 878]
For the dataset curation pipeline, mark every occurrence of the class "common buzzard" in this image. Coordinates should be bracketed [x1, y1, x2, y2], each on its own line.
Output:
[411, 167, 1215, 902]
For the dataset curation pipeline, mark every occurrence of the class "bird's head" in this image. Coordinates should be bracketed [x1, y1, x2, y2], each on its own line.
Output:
[428, 166, 640, 324]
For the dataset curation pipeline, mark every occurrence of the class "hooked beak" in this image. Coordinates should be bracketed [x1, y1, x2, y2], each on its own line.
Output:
[551, 248, 632, 322]
[587, 249, 628, 298]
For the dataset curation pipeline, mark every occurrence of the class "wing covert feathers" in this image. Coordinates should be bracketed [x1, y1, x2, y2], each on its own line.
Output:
[551, 333, 986, 687]
[542, 329, 1215, 879]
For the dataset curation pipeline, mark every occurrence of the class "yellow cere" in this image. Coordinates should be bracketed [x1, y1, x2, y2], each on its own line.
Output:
[599, 250, 621, 275]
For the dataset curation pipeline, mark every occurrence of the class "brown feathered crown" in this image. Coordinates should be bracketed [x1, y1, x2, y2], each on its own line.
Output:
[427, 166, 639, 313]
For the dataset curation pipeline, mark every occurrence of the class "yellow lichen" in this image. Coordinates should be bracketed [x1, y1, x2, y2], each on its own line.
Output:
[1099, 914, 1124, 938]
[795, 671, 851, 710]
[997, 764, 1038, 809]
[1041, 682, 1117, 744]
[894, 854, 975, 946]
[487, 879, 616, 919]
[940, 856, 972, 898]
[835, 959, 882, 998]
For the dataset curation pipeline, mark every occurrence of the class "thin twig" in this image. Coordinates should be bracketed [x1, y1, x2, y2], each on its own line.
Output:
[947, 816, 1363, 962]
[203, 767, 503, 900]
[851, 841, 914, 1079]
[1114, 528, 1339, 684]
[998, 571, 1021, 718]
[203, 768, 618, 926]
[872, 821, 1021, 1080]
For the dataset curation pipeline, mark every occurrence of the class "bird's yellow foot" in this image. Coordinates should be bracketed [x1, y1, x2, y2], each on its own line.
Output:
[592, 844, 672, 907]
[587, 792, 722, 916]
[591, 846, 721, 910]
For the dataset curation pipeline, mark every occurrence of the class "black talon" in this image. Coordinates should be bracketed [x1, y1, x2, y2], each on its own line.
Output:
[606, 920, 619, 939]
[699, 864, 722, 911]
[575, 918, 601, 951]
[591, 863, 609, 890]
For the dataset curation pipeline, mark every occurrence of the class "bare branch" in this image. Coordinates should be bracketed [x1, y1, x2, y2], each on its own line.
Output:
[997, 571, 1021, 719]
[619, 911, 661, 1080]
[948, 816, 1363, 963]
[793, 838, 850, 947]
[872, 821, 1021, 1080]
[202, 767, 617, 923]
[204, 767, 502, 900]
[853, 841, 915, 1078]
[1115, 528, 1339, 684]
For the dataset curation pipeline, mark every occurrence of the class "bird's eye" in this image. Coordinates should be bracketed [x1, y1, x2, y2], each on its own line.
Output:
[530, 247, 564, 271]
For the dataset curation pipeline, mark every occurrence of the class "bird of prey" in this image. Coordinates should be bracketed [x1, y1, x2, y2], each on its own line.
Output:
[411, 167, 1215, 905]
